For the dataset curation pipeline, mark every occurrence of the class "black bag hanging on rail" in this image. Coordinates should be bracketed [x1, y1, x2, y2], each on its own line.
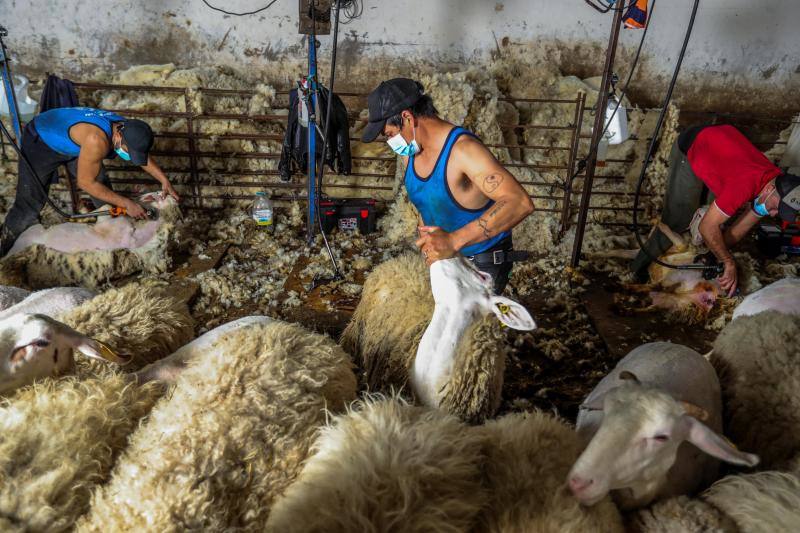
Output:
[278, 81, 351, 182]
[38, 73, 79, 113]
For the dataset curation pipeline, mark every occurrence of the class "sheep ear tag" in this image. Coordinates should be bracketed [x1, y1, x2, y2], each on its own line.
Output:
[490, 296, 536, 331]
[74, 338, 132, 366]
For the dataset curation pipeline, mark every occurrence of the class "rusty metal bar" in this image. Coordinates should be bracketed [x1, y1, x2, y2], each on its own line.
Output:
[73, 82, 186, 93]
[560, 92, 586, 236]
[571, 0, 625, 267]
[183, 89, 202, 209]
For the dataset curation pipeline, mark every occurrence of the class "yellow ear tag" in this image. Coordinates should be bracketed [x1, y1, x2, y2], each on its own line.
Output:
[497, 303, 511, 329]
[96, 341, 131, 366]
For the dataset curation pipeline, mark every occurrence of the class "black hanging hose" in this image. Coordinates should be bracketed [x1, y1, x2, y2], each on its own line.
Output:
[0, 117, 73, 219]
[631, 0, 714, 274]
[312, 0, 344, 281]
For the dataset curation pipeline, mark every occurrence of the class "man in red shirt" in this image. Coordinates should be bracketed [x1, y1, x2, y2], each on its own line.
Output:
[631, 124, 800, 296]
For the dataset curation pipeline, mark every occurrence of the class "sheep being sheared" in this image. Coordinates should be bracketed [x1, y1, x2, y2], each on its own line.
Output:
[0, 281, 194, 532]
[341, 254, 534, 422]
[590, 223, 721, 322]
[0, 192, 183, 289]
[78, 320, 357, 532]
[571, 342, 758, 510]
[265, 396, 623, 533]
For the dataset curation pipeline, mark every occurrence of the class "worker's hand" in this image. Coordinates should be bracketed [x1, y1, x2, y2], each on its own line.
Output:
[415, 226, 457, 266]
[124, 199, 148, 220]
[718, 258, 738, 297]
[162, 181, 180, 202]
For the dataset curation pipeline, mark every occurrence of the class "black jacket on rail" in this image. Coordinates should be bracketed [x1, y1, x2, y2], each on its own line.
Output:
[278, 85, 351, 181]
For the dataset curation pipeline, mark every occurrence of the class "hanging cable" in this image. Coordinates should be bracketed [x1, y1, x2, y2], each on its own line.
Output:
[200, 0, 281, 17]
[551, 0, 655, 195]
[312, 0, 344, 281]
[0, 118, 73, 219]
[631, 0, 712, 274]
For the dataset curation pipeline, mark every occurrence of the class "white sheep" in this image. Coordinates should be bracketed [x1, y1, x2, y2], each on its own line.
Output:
[732, 276, 800, 319]
[711, 309, 800, 469]
[633, 468, 800, 532]
[0, 287, 96, 322]
[340, 253, 526, 422]
[0, 281, 194, 532]
[570, 342, 758, 510]
[78, 319, 357, 532]
[266, 396, 623, 533]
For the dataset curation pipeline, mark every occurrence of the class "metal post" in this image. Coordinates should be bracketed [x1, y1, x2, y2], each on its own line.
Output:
[306, 34, 318, 242]
[570, 1, 625, 267]
[559, 92, 586, 237]
[0, 27, 22, 140]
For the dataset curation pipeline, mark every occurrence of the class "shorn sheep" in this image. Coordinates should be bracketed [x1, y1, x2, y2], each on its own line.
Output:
[0, 280, 194, 532]
[0, 286, 96, 321]
[266, 396, 623, 533]
[0, 286, 30, 310]
[571, 342, 758, 510]
[712, 309, 800, 469]
[341, 253, 522, 422]
[78, 319, 357, 532]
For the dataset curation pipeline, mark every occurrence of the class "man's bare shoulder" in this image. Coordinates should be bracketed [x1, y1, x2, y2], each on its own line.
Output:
[71, 123, 110, 152]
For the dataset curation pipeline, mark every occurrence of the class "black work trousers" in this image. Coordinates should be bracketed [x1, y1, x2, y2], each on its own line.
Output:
[1, 122, 112, 252]
[465, 235, 515, 295]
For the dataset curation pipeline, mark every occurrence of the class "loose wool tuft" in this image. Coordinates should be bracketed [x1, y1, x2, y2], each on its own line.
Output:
[631, 495, 736, 533]
[473, 411, 624, 533]
[265, 396, 489, 533]
[711, 311, 800, 469]
[57, 279, 195, 371]
[340, 254, 508, 422]
[0, 375, 162, 533]
[77, 321, 357, 532]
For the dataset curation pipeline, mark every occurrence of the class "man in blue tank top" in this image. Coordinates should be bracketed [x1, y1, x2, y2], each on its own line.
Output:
[361, 79, 534, 294]
[0, 107, 180, 256]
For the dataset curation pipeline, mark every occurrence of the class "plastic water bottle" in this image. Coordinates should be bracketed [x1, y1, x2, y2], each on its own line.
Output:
[252, 191, 274, 230]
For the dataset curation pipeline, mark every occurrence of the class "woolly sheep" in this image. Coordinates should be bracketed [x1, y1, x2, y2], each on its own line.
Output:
[340, 253, 512, 422]
[0, 287, 96, 322]
[78, 320, 357, 532]
[732, 276, 800, 320]
[266, 397, 623, 533]
[572, 342, 758, 510]
[0, 281, 194, 532]
[413, 257, 535, 408]
[633, 468, 800, 533]
[711, 310, 800, 469]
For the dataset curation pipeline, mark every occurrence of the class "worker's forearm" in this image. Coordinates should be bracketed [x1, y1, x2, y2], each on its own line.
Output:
[702, 225, 734, 264]
[78, 180, 131, 209]
[451, 196, 534, 250]
[722, 214, 758, 248]
[142, 157, 169, 185]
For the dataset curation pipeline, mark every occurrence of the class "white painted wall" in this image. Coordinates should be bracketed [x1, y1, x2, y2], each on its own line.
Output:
[3, 0, 799, 86]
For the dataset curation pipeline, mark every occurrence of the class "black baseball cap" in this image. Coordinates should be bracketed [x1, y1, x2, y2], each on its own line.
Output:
[776, 173, 800, 222]
[119, 119, 154, 165]
[361, 78, 424, 143]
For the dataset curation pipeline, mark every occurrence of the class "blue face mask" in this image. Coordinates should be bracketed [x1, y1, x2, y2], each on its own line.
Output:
[386, 124, 420, 157]
[115, 147, 131, 161]
[753, 189, 775, 217]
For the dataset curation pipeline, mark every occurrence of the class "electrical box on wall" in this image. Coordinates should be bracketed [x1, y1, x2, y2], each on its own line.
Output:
[299, 0, 332, 35]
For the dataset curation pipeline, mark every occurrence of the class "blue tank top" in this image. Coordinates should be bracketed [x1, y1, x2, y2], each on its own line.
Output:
[33, 107, 123, 157]
[405, 127, 510, 256]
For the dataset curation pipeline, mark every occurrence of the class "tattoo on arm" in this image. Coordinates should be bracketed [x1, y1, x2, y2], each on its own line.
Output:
[476, 200, 508, 239]
[482, 173, 504, 193]
[477, 217, 491, 239]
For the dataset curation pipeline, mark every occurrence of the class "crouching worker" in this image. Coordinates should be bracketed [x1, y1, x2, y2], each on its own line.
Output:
[631, 124, 800, 296]
[360, 78, 534, 294]
[0, 107, 180, 256]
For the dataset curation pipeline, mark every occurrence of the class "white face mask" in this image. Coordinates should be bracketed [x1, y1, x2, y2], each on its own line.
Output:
[386, 123, 420, 156]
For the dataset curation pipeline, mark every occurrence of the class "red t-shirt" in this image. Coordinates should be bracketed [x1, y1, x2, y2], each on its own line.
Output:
[686, 125, 781, 217]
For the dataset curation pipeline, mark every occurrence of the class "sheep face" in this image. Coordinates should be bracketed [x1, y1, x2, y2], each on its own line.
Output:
[412, 257, 535, 407]
[568, 379, 759, 510]
[0, 314, 127, 395]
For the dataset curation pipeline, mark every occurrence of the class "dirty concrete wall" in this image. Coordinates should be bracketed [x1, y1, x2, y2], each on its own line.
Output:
[4, 0, 799, 111]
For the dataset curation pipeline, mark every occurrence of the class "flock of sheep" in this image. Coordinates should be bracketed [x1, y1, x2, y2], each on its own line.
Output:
[0, 241, 799, 531]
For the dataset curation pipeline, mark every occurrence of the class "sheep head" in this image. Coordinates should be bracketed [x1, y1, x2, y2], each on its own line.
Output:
[0, 314, 129, 395]
[567, 374, 759, 510]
